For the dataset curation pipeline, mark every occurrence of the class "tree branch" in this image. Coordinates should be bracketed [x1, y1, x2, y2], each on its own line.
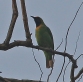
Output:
[56, 57, 65, 82]
[20, 0, 32, 43]
[0, 77, 42, 82]
[74, 68, 83, 80]
[64, 2, 83, 52]
[32, 49, 43, 81]
[70, 63, 75, 82]
[4, 0, 18, 45]
[0, 40, 78, 69]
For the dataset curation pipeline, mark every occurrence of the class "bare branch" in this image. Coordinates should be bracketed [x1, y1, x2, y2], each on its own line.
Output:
[0, 76, 11, 82]
[32, 49, 43, 81]
[74, 31, 81, 55]
[63, 31, 81, 82]
[64, 3, 83, 81]
[47, 55, 55, 82]
[77, 74, 83, 82]
[76, 54, 83, 60]
[74, 68, 83, 80]
[63, 54, 83, 82]
[47, 67, 53, 82]
[20, 0, 32, 43]
[70, 63, 76, 82]
[47, 39, 63, 82]
[63, 60, 71, 82]
[56, 38, 63, 50]
[0, 77, 43, 82]
[0, 40, 78, 69]
[56, 57, 65, 82]
[64, 2, 83, 52]
[4, 0, 18, 45]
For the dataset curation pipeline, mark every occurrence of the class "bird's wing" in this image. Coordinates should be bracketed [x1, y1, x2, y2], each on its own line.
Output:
[46, 27, 54, 49]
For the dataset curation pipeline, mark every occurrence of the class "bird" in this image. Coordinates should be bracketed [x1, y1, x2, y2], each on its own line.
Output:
[31, 16, 54, 68]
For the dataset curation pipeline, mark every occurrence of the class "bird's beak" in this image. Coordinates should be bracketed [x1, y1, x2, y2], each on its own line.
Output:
[31, 16, 35, 18]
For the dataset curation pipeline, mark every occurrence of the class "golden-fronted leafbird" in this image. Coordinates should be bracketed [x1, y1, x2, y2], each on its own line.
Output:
[31, 16, 54, 68]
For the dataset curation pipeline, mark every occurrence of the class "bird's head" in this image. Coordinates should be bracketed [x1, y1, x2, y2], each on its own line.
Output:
[31, 16, 44, 27]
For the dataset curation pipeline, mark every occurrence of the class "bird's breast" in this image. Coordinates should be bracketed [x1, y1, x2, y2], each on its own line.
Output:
[36, 24, 42, 30]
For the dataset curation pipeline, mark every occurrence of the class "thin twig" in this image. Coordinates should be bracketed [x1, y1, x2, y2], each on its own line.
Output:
[77, 74, 83, 82]
[46, 39, 63, 82]
[76, 54, 83, 60]
[56, 38, 63, 50]
[63, 31, 81, 81]
[32, 49, 43, 81]
[47, 38, 63, 82]
[74, 31, 81, 55]
[0, 40, 77, 68]
[47, 55, 55, 82]
[64, 55, 81, 82]
[74, 68, 83, 80]
[63, 3, 83, 80]
[63, 60, 71, 82]
[47, 67, 53, 82]
[64, 2, 83, 52]
[4, 0, 18, 45]
[56, 57, 65, 82]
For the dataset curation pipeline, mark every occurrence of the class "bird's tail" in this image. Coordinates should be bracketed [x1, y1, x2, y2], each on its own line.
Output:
[44, 51, 54, 68]
[49, 60, 54, 68]
[46, 59, 54, 68]
[46, 59, 50, 68]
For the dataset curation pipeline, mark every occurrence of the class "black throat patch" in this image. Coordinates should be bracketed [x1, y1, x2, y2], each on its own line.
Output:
[34, 17, 41, 27]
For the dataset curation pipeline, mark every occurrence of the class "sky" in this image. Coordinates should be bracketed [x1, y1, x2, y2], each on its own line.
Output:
[0, 0, 83, 82]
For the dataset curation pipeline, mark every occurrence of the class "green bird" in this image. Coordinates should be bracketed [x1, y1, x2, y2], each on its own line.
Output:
[31, 16, 54, 68]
